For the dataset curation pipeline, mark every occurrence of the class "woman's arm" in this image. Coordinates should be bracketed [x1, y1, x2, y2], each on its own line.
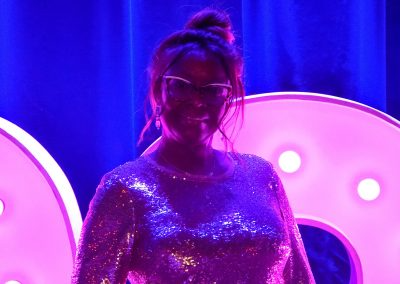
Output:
[269, 164, 316, 284]
[71, 173, 136, 284]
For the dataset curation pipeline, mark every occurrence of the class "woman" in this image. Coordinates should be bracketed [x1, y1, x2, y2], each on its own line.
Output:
[72, 8, 315, 283]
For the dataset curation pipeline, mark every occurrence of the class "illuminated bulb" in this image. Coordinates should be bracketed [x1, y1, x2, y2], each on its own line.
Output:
[357, 178, 381, 201]
[278, 150, 302, 173]
[0, 199, 4, 216]
[5, 281, 22, 284]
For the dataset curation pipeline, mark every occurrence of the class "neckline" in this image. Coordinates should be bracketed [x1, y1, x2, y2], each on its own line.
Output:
[142, 151, 237, 182]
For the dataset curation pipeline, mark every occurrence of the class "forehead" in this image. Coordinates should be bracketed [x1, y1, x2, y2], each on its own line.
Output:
[165, 50, 228, 83]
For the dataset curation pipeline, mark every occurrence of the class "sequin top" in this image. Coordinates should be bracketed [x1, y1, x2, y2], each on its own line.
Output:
[72, 153, 315, 283]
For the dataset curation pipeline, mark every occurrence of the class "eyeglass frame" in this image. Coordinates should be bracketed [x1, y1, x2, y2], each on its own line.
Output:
[162, 75, 233, 105]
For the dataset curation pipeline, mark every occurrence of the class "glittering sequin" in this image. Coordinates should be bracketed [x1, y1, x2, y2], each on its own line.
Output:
[71, 153, 315, 283]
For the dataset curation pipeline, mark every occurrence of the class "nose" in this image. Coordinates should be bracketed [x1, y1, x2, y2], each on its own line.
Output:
[190, 88, 206, 107]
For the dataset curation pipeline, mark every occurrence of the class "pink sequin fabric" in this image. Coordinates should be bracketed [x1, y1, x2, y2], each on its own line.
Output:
[72, 153, 315, 283]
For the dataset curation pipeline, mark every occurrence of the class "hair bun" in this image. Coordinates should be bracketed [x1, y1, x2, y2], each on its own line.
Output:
[185, 8, 235, 44]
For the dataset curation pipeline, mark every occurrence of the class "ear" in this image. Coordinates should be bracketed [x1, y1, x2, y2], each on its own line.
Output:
[153, 77, 164, 105]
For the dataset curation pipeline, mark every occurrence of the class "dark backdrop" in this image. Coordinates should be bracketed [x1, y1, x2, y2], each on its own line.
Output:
[1, 1, 398, 282]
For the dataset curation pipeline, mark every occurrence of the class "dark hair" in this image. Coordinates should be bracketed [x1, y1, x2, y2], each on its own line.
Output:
[138, 8, 244, 151]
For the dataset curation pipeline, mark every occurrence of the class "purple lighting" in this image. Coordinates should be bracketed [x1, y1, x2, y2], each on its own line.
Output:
[211, 92, 400, 284]
[143, 91, 400, 283]
[0, 117, 82, 283]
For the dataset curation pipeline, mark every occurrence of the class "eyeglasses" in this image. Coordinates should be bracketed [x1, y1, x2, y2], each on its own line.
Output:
[163, 75, 232, 106]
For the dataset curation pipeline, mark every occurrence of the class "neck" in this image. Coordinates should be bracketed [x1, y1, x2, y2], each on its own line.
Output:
[155, 138, 215, 175]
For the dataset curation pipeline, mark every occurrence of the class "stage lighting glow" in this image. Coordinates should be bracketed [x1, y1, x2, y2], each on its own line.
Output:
[0, 199, 4, 216]
[357, 178, 380, 201]
[278, 150, 301, 173]
[5, 281, 22, 284]
[0, 117, 82, 282]
[146, 92, 400, 283]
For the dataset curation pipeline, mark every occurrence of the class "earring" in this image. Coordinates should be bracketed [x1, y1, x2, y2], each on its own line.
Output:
[155, 105, 161, 130]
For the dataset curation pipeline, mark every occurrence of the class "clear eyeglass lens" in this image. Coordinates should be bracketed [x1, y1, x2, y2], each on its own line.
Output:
[166, 78, 229, 105]
[202, 86, 224, 97]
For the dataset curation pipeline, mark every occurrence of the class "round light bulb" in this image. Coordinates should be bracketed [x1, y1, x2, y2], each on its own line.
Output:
[278, 150, 302, 173]
[5, 281, 22, 284]
[0, 199, 4, 216]
[357, 178, 381, 201]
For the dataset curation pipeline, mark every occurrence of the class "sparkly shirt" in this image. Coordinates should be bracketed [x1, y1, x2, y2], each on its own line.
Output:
[72, 153, 315, 283]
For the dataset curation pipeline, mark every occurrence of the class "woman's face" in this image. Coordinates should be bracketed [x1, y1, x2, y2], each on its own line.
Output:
[159, 50, 230, 147]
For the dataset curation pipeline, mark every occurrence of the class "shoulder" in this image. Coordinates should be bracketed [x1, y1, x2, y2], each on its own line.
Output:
[231, 152, 282, 189]
[94, 156, 152, 199]
[100, 156, 150, 185]
[232, 152, 275, 172]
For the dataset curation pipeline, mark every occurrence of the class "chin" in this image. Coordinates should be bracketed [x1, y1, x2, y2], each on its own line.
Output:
[164, 124, 218, 146]
[177, 132, 214, 147]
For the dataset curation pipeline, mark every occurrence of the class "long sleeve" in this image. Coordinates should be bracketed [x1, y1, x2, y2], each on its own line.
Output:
[270, 164, 316, 284]
[71, 173, 136, 284]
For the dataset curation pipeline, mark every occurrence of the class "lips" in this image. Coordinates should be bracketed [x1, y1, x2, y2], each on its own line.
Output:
[185, 116, 209, 121]
[182, 112, 209, 121]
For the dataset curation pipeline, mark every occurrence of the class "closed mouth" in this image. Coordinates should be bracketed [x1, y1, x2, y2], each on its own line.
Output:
[185, 116, 209, 121]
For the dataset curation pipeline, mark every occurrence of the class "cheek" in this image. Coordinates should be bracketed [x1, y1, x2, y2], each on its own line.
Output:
[160, 103, 180, 127]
